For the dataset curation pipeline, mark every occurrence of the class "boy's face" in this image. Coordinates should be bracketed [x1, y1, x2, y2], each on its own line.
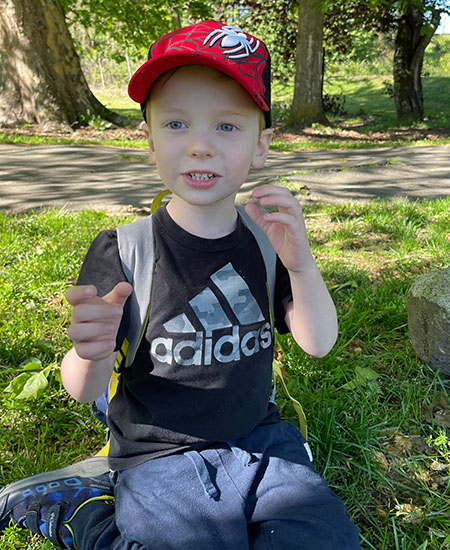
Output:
[143, 65, 272, 211]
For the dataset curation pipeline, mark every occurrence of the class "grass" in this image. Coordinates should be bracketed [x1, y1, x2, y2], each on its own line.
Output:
[93, 87, 138, 120]
[1, 200, 450, 548]
[325, 75, 450, 123]
[271, 75, 450, 148]
[0, 131, 148, 150]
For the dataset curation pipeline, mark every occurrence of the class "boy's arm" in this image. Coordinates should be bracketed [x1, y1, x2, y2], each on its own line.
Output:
[245, 185, 337, 357]
[61, 348, 116, 404]
[61, 282, 132, 403]
[283, 263, 337, 358]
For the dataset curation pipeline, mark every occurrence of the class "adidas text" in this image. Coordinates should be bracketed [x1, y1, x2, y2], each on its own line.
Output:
[151, 322, 272, 366]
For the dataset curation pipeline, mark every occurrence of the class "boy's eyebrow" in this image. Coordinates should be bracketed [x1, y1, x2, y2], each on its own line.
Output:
[156, 106, 255, 119]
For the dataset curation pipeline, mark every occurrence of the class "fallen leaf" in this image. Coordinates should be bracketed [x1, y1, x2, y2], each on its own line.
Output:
[341, 366, 380, 390]
[384, 434, 412, 456]
[376, 506, 388, 519]
[432, 392, 450, 410]
[373, 451, 389, 471]
[434, 409, 450, 429]
[430, 461, 450, 472]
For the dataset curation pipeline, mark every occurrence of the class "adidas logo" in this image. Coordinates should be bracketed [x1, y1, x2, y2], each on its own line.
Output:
[151, 263, 272, 366]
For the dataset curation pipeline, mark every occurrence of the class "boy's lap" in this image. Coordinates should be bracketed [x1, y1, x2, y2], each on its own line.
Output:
[115, 450, 249, 549]
[114, 422, 360, 549]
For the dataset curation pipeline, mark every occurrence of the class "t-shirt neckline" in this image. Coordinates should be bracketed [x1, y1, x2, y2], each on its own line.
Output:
[154, 205, 245, 253]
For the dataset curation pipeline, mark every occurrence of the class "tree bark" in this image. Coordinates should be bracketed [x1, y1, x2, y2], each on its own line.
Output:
[0, 0, 131, 129]
[288, 0, 327, 129]
[393, 6, 438, 121]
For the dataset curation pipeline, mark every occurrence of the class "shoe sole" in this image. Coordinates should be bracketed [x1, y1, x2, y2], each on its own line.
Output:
[0, 456, 111, 522]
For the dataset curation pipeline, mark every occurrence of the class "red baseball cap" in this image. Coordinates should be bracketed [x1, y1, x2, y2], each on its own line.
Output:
[128, 20, 271, 127]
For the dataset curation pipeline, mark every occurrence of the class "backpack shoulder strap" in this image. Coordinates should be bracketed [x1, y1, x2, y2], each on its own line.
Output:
[236, 207, 308, 438]
[236, 205, 276, 328]
[117, 215, 155, 367]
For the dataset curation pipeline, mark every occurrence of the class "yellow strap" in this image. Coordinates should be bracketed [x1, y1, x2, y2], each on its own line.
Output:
[96, 193, 171, 459]
[272, 359, 308, 440]
[95, 440, 110, 457]
[150, 190, 172, 214]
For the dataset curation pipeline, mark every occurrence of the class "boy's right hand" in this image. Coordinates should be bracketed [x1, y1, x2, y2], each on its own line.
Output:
[65, 282, 133, 361]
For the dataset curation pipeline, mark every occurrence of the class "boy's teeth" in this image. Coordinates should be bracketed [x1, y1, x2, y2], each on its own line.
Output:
[189, 172, 215, 180]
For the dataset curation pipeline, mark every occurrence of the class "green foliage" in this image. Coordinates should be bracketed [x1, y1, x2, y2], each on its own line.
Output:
[77, 109, 116, 130]
[423, 34, 450, 76]
[323, 0, 450, 19]
[1, 201, 450, 548]
[322, 0, 450, 76]
[325, 32, 394, 76]
[216, 0, 298, 81]
[62, 0, 213, 63]
[5, 357, 61, 401]
[323, 0, 394, 60]
[0, 209, 138, 550]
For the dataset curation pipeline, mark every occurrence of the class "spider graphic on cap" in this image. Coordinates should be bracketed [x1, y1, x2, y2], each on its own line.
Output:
[203, 25, 260, 59]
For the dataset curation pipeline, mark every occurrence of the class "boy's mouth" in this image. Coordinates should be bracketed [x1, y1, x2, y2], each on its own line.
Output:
[187, 172, 217, 180]
[183, 171, 219, 189]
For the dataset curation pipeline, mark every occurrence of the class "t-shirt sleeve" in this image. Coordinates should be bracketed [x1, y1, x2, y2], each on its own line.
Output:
[274, 256, 292, 334]
[76, 230, 130, 350]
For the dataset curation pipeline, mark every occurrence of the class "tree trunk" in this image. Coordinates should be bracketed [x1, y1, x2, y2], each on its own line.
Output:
[0, 0, 131, 129]
[288, 0, 327, 129]
[393, 6, 438, 122]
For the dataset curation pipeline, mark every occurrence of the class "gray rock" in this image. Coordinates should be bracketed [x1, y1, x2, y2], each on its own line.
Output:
[407, 266, 450, 375]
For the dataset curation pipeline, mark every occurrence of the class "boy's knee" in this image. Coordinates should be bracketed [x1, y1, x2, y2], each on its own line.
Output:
[248, 518, 360, 550]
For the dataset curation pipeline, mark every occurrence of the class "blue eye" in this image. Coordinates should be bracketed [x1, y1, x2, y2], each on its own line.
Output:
[168, 121, 185, 129]
[219, 123, 235, 132]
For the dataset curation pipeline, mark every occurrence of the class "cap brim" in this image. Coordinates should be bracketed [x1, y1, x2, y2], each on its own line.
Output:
[128, 54, 270, 113]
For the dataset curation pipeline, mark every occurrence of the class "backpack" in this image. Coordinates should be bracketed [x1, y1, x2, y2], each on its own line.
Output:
[96, 193, 307, 458]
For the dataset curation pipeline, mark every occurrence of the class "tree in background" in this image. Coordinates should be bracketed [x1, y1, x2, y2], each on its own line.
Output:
[391, 0, 449, 120]
[216, 0, 326, 128]
[323, 0, 450, 121]
[288, 0, 327, 128]
[1, 0, 100, 128]
[225, 0, 449, 124]
[2, 0, 448, 129]
[0, 0, 134, 129]
[0, 0, 211, 129]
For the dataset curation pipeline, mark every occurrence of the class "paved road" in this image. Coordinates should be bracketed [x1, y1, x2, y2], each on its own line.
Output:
[0, 143, 449, 213]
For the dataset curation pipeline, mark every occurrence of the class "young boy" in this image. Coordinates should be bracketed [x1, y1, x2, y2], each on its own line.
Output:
[0, 21, 360, 550]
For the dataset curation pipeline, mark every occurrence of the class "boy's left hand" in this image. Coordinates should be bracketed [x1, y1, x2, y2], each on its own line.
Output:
[245, 185, 312, 273]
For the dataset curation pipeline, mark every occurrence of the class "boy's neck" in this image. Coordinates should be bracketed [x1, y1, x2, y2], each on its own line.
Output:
[166, 198, 238, 239]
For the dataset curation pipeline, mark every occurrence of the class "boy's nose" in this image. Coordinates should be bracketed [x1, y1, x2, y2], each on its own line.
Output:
[187, 130, 215, 158]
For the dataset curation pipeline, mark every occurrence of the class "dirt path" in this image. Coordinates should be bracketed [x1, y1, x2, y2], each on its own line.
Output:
[0, 143, 449, 213]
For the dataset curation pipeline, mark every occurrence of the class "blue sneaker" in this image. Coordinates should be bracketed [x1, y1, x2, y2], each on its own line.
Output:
[0, 457, 113, 549]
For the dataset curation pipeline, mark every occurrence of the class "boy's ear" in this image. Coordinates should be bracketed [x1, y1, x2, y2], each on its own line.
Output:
[141, 121, 156, 163]
[251, 128, 273, 169]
